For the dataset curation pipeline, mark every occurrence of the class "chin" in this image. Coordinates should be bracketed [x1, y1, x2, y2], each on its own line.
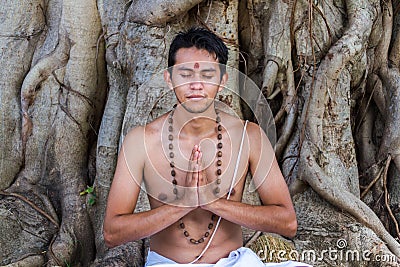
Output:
[182, 100, 214, 113]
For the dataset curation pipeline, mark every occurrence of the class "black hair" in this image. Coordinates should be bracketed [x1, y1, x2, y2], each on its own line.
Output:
[168, 27, 228, 75]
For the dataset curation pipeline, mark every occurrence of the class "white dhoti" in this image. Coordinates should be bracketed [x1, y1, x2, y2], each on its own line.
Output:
[144, 247, 311, 267]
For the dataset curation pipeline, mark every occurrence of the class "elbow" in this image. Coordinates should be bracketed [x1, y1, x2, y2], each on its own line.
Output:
[103, 228, 118, 248]
[103, 230, 114, 248]
[285, 215, 298, 238]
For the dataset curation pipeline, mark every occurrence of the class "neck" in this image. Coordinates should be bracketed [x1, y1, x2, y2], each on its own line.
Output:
[172, 103, 217, 137]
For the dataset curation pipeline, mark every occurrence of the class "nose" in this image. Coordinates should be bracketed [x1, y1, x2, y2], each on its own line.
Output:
[190, 81, 203, 90]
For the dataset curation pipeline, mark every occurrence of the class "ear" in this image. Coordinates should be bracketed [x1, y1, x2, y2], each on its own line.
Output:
[218, 72, 228, 92]
[164, 70, 173, 90]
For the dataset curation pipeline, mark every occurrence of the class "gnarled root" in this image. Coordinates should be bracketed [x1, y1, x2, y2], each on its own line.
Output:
[299, 140, 400, 258]
[91, 240, 144, 267]
[46, 192, 95, 266]
[20, 31, 69, 157]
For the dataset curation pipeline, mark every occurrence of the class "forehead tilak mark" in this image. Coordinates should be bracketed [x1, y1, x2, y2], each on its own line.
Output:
[194, 62, 200, 69]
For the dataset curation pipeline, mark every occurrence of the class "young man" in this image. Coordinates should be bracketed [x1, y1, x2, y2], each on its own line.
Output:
[103, 28, 298, 266]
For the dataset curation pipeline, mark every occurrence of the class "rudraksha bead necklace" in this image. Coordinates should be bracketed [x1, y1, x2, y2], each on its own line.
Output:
[167, 105, 222, 244]
[178, 214, 217, 244]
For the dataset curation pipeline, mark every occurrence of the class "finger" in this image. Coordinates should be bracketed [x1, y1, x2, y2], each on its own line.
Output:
[185, 163, 195, 186]
[197, 146, 202, 161]
[193, 163, 200, 187]
[193, 150, 199, 161]
[201, 168, 209, 186]
[198, 152, 206, 183]
[187, 149, 198, 175]
[189, 145, 198, 161]
[197, 152, 205, 185]
[198, 168, 204, 185]
[188, 161, 200, 186]
[201, 161, 208, 184]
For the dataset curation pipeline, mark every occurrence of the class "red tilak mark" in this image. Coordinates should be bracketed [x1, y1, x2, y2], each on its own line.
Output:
[194, 62, 200, 69]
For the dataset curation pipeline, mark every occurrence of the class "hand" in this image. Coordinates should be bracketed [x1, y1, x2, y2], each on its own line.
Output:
[179, 145, 220, 208]
[197, 148, 219, 208]
[179, 145, 201, 208]
[197, 159, 217, 208]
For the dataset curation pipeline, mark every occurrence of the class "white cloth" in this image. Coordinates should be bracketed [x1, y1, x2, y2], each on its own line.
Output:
[144, 247, 311, 266]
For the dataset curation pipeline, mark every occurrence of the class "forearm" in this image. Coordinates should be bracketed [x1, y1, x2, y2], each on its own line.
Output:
[104, 204, 191, 247]
[203, 199, 297, 238]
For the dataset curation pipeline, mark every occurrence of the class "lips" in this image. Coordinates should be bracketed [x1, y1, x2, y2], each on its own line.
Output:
[186, 95, 205, 101]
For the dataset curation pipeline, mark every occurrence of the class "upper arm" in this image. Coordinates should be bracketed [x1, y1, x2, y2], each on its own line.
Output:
[248, 123, 293, 209]
[104, 126, 146, 220]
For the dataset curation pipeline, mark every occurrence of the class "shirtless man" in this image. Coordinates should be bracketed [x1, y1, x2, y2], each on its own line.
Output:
[103, 27, 298, 266]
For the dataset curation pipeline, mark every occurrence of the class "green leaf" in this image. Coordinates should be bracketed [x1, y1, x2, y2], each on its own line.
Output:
[80, 186, 94, 196]
[88, 196, 96, 206]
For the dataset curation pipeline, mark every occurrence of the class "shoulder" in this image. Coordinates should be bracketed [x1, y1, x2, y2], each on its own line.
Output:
[218, 112, 263, 139]
[124, 113, 169, 142]
[221, 113, 272, 154]
[218, 111, 244, 129]
[122, 113, 170, 159]
[120, 126, 146, 162]
[123, 125, 145, 145]
[245, 121, 264, 142]
[244, 121, 261, 133]
[144, 113, 169, 137]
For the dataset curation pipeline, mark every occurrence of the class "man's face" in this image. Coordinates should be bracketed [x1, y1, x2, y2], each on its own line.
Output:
[164, 47, 228, 113]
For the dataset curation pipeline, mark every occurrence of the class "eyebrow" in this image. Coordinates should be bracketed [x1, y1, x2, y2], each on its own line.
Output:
[176, 66, 217, 72]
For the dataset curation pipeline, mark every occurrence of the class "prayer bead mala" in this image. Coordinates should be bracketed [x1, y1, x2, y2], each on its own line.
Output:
[167, 106, 222, 244]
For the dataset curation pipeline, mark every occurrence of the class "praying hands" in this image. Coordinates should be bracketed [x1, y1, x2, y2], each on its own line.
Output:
[183, 145, 221, 208]
[176, 145, 220, 208]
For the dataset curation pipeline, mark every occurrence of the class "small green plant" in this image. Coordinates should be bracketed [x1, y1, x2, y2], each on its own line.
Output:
[80, 186, 96, 206]
[63, 257, 71, 267]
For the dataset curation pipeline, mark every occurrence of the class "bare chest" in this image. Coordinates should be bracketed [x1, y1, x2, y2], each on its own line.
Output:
[143, 131, 249, 205]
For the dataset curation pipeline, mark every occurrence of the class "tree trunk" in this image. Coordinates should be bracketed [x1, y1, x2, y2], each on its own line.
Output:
[0, 0, 107, 266]
[0, 0, 400, 266]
